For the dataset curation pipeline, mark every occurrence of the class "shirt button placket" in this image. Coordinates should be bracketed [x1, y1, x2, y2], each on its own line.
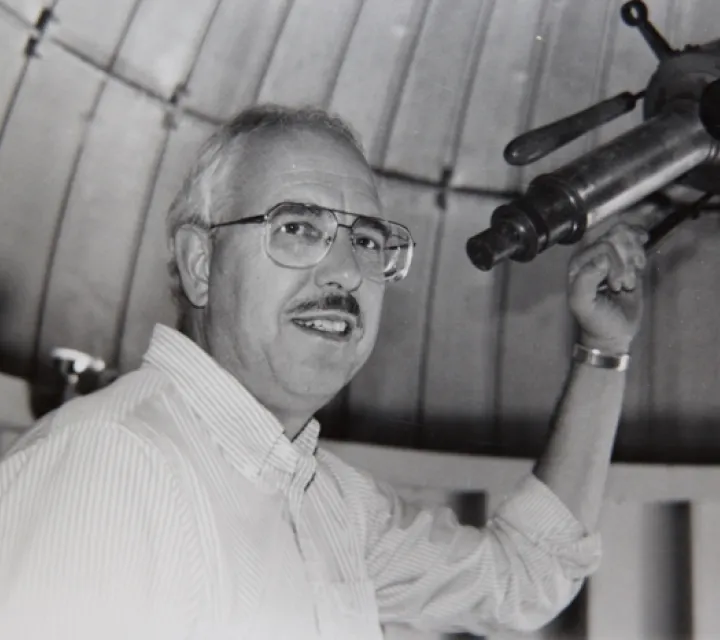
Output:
[289, 456, 326, 636]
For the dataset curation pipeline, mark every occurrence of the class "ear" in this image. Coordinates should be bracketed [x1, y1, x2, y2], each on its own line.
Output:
[174, 225, 212, 308]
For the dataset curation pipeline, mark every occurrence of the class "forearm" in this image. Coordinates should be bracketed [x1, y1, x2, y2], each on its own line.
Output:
[533, 360, 626, 532]
[368, 475, 601, 634]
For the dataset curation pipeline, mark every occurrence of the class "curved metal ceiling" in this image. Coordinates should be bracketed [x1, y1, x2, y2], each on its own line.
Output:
[1, 0, 720, 461]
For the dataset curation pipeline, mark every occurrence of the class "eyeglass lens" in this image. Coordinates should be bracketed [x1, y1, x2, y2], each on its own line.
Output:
[266, 204, 412, 282]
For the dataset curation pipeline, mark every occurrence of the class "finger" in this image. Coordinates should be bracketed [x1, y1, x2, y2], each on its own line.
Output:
[623, 225, 650, 255]
[568, 222, 648, 286]
[601, 224, 648, 289]
[608, 257, 641, 292]
[594, 239, 626, 291]
[633, 250, 647, 270]
[569, 254, 611, 306]
[568, 244, 612, 282]
[612, 223, 649, 252]
[621, 268, 637, 292]
[606, 224, 648, 260]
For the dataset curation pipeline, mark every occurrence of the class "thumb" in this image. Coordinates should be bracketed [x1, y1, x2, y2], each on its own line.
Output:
[570, 254, 610, 304]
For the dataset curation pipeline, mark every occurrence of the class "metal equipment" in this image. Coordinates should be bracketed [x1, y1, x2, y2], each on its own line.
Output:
[466, 1, 720, 272]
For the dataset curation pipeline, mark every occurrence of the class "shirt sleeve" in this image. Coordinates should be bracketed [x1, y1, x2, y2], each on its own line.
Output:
[0, 421, 203, 640]
[365, 472, 602, 635]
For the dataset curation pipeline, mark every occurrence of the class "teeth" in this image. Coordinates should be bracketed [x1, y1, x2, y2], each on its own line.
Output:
[295, 318, 349, 334]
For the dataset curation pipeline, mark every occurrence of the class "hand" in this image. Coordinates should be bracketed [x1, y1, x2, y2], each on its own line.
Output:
[567, 223, 648, 354]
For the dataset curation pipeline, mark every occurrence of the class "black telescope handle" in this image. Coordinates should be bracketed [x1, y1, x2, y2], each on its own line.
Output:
[504, 92, 644, 166]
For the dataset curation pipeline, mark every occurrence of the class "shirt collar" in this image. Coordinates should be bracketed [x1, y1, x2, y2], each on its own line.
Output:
[142, 324, 320, 478]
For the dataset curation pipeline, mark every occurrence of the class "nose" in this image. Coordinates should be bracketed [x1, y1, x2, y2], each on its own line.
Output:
[313, 227, 363, 291]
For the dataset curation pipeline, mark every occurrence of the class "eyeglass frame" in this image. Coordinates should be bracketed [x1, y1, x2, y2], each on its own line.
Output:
[208, 201, 416, 282]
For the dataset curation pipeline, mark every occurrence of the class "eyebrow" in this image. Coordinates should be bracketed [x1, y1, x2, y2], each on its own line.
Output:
[354, 215, 391, 236]
[298, 201, 385, 222]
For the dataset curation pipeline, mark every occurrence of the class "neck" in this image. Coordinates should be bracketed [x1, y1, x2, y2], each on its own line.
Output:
[180, 307, 208, 349]
[265, 404, 314, 441]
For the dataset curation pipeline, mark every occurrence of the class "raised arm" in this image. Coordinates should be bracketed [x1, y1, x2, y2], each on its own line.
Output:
[363, 222, 648, 636]
[534, 222, 648, 531]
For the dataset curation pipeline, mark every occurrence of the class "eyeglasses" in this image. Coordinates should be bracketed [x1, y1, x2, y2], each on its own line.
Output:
[209, 202, 415, 283]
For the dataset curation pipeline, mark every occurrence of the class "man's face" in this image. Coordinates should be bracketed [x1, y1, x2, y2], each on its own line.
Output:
[203, 127, 385, 410]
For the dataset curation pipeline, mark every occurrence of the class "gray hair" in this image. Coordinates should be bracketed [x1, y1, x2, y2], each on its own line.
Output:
[166, 104, 367, 316]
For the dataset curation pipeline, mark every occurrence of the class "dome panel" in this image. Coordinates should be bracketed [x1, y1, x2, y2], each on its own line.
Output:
[328, 0, 423, 165]
[382, 0, 489, 181]
[112, 0, 217, 99]
[48, 0, 138, 68]
[346, 177, 439, 442]
[0, 0, 719, 463]
[182, 0, 291, 122]
[256, 0, 362, 107]
[0, 41, 103, 379]
[421, 193, 501, 449]
[452, 0, 545, 192]
[37, 77, 166, 372]
[0, 0, 44, 24]
[118, 113, 214, 372]
[0, 8, 28, 127]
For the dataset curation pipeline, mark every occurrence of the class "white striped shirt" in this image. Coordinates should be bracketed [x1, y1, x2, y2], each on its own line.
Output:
[0, 324, 601, 639]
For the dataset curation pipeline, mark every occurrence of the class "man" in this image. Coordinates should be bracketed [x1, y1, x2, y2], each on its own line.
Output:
[0, 105, 648, 639]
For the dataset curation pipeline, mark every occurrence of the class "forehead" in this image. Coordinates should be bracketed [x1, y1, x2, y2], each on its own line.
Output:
[226, 127, 382, 219]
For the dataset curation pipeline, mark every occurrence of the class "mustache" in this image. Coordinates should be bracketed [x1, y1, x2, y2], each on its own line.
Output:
[291, 293, 362, 326]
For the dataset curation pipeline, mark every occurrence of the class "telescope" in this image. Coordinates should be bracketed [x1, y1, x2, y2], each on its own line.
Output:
[466, 1, 720, 272]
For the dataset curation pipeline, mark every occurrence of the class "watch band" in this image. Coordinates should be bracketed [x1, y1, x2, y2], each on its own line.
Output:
[572, 342, 630, 372]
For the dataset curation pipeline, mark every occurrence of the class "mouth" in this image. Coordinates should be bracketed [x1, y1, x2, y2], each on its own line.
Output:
[290, 313, 357, 342]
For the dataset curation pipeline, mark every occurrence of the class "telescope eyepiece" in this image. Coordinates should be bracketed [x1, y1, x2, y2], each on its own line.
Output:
[466, 222, 522, 271]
